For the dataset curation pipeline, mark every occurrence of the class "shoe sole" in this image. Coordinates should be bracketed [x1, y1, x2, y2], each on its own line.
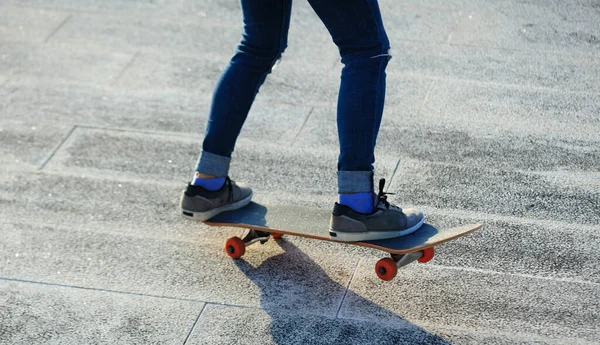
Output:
[181, 192, 253, 222]
[329, 216, 425, 242]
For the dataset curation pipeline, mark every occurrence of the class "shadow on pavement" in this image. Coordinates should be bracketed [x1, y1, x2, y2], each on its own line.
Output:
[234, 240, 450, 345]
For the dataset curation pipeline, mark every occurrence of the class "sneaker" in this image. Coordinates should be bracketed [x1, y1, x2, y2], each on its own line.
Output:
[329, 178, 424, 242]
[180, 177, 253, 221]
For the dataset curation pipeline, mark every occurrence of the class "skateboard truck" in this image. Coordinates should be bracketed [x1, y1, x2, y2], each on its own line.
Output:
[224, 229, 284, 259]
[375, 247, 435, 281]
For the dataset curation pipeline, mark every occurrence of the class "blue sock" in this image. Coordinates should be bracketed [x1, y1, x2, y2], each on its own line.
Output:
[191, 175, 226, 191]
[339, 192, 374, 214]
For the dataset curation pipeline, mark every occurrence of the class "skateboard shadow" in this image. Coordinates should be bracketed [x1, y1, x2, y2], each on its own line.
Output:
[233, 240, 451, 344]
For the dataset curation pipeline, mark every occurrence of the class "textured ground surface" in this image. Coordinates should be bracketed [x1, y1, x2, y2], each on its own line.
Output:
[1, 0, 599, 344]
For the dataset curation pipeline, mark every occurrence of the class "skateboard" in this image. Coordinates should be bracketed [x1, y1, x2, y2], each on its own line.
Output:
[204, 202, 482, 281]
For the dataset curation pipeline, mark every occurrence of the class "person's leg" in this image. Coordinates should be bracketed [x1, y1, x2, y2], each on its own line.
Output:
[307, 0, 390, 212]
[194, 0, 292, 187]
[308, 0, 424, 241]
[181, 0, 291, 221]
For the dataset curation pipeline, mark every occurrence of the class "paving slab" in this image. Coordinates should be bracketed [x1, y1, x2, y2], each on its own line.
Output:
[451, 0, 600, 52]
[50, 12, 240, 56]
[174, 0, 242, 24]
[1, 80, 211, 132]
[0, 42, 132, 84]
[1, 79, 316, 137]
[388, 158, 600, 225]
[387, 40, 600, 93]
[425, 328, 573, 345]
[2, 0, 183, 15]
[340, 263, 600, 343]
[294, 93, 600, 173]
[0, 119, 72, 170]
[186, 304, 579, 345]
[0, 170, 337, 240]
[417, 79, 600, 141]
[0, 280, 202, 345]
[185, 304, 447, 345]
[1, 170, 598, 343]
[105, 48, 340, 105]
[184, 0, 325, 33]
[1, 169, 596, 283]
[0, 221, 357, 314]
[113, 51, 225, 93]
[0, 5, 69, 44]
[376, 127, 600, 173]
[381, 3, 460, 44]
[49, 9, 338, 60]
[2, 0, 600, 343]
[280, 75, 432, 149]
[38, 126, 397, 195]
[414, 211, 600, 283]
[0, 75, 8, 89]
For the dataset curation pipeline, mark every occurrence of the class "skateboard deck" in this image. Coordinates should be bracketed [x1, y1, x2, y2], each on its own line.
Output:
[204, 202, 481, 281]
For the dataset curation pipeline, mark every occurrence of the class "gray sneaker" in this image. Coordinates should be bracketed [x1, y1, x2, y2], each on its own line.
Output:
[329, 179, 424, 242]
[180, 177, 253, 221]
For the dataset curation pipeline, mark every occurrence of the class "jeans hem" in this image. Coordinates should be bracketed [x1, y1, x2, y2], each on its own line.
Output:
[195, 151, 231, 177]
[338, 170, 373, 193]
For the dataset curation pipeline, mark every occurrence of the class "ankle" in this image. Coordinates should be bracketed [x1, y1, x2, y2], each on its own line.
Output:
[195, 172, 216, 178]
[339, 192, 374, 214]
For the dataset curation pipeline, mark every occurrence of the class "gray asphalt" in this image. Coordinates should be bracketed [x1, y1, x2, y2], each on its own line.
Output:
[1, 0, 599, 344]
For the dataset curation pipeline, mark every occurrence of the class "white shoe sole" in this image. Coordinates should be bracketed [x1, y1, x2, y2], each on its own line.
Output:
[329, 216, 425, 242]
[181, 192, 253, 222]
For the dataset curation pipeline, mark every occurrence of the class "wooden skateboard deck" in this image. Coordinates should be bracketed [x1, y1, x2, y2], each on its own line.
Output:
[204, 202, 482, 281]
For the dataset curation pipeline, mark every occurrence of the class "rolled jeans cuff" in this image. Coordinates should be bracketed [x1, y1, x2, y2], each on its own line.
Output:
[337, 170, 373, 194]
[195, 151, 231, 177]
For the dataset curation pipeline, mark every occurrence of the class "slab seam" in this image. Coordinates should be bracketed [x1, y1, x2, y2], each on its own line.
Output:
[413, 79, 436, 120]
[445, 10, 463, 45]
[43, 14, 72, 43]
[39, 125, 77, 170]
[385, 158, 401, 192]
[0, 276, 207, 303]
[290, 106, 314, 146]
[112, 51, 140, 85]
[182, 304, 206, 345]
[335, 259, 360, 319]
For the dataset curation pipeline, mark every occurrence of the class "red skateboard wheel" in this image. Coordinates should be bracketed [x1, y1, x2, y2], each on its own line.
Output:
[224, 237, 245, 259]
[417, 247, 435, 263]
[271, 233, 283, 239]
[375, 258, 398, 281]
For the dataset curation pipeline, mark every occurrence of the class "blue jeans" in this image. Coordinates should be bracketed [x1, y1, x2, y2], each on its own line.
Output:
[197, 0, 391, 194]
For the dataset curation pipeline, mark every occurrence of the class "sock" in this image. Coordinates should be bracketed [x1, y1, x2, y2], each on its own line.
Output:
[339, 192, 374, 214]
[191, 175, 226, 191]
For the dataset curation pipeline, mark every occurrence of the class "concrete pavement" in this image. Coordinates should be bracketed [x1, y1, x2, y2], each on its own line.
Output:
[1, 0, 599, 344]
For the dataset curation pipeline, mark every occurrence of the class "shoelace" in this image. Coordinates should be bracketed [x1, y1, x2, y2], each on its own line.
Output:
[377, 178, 396, 209]
[224, 177, 233, 202]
